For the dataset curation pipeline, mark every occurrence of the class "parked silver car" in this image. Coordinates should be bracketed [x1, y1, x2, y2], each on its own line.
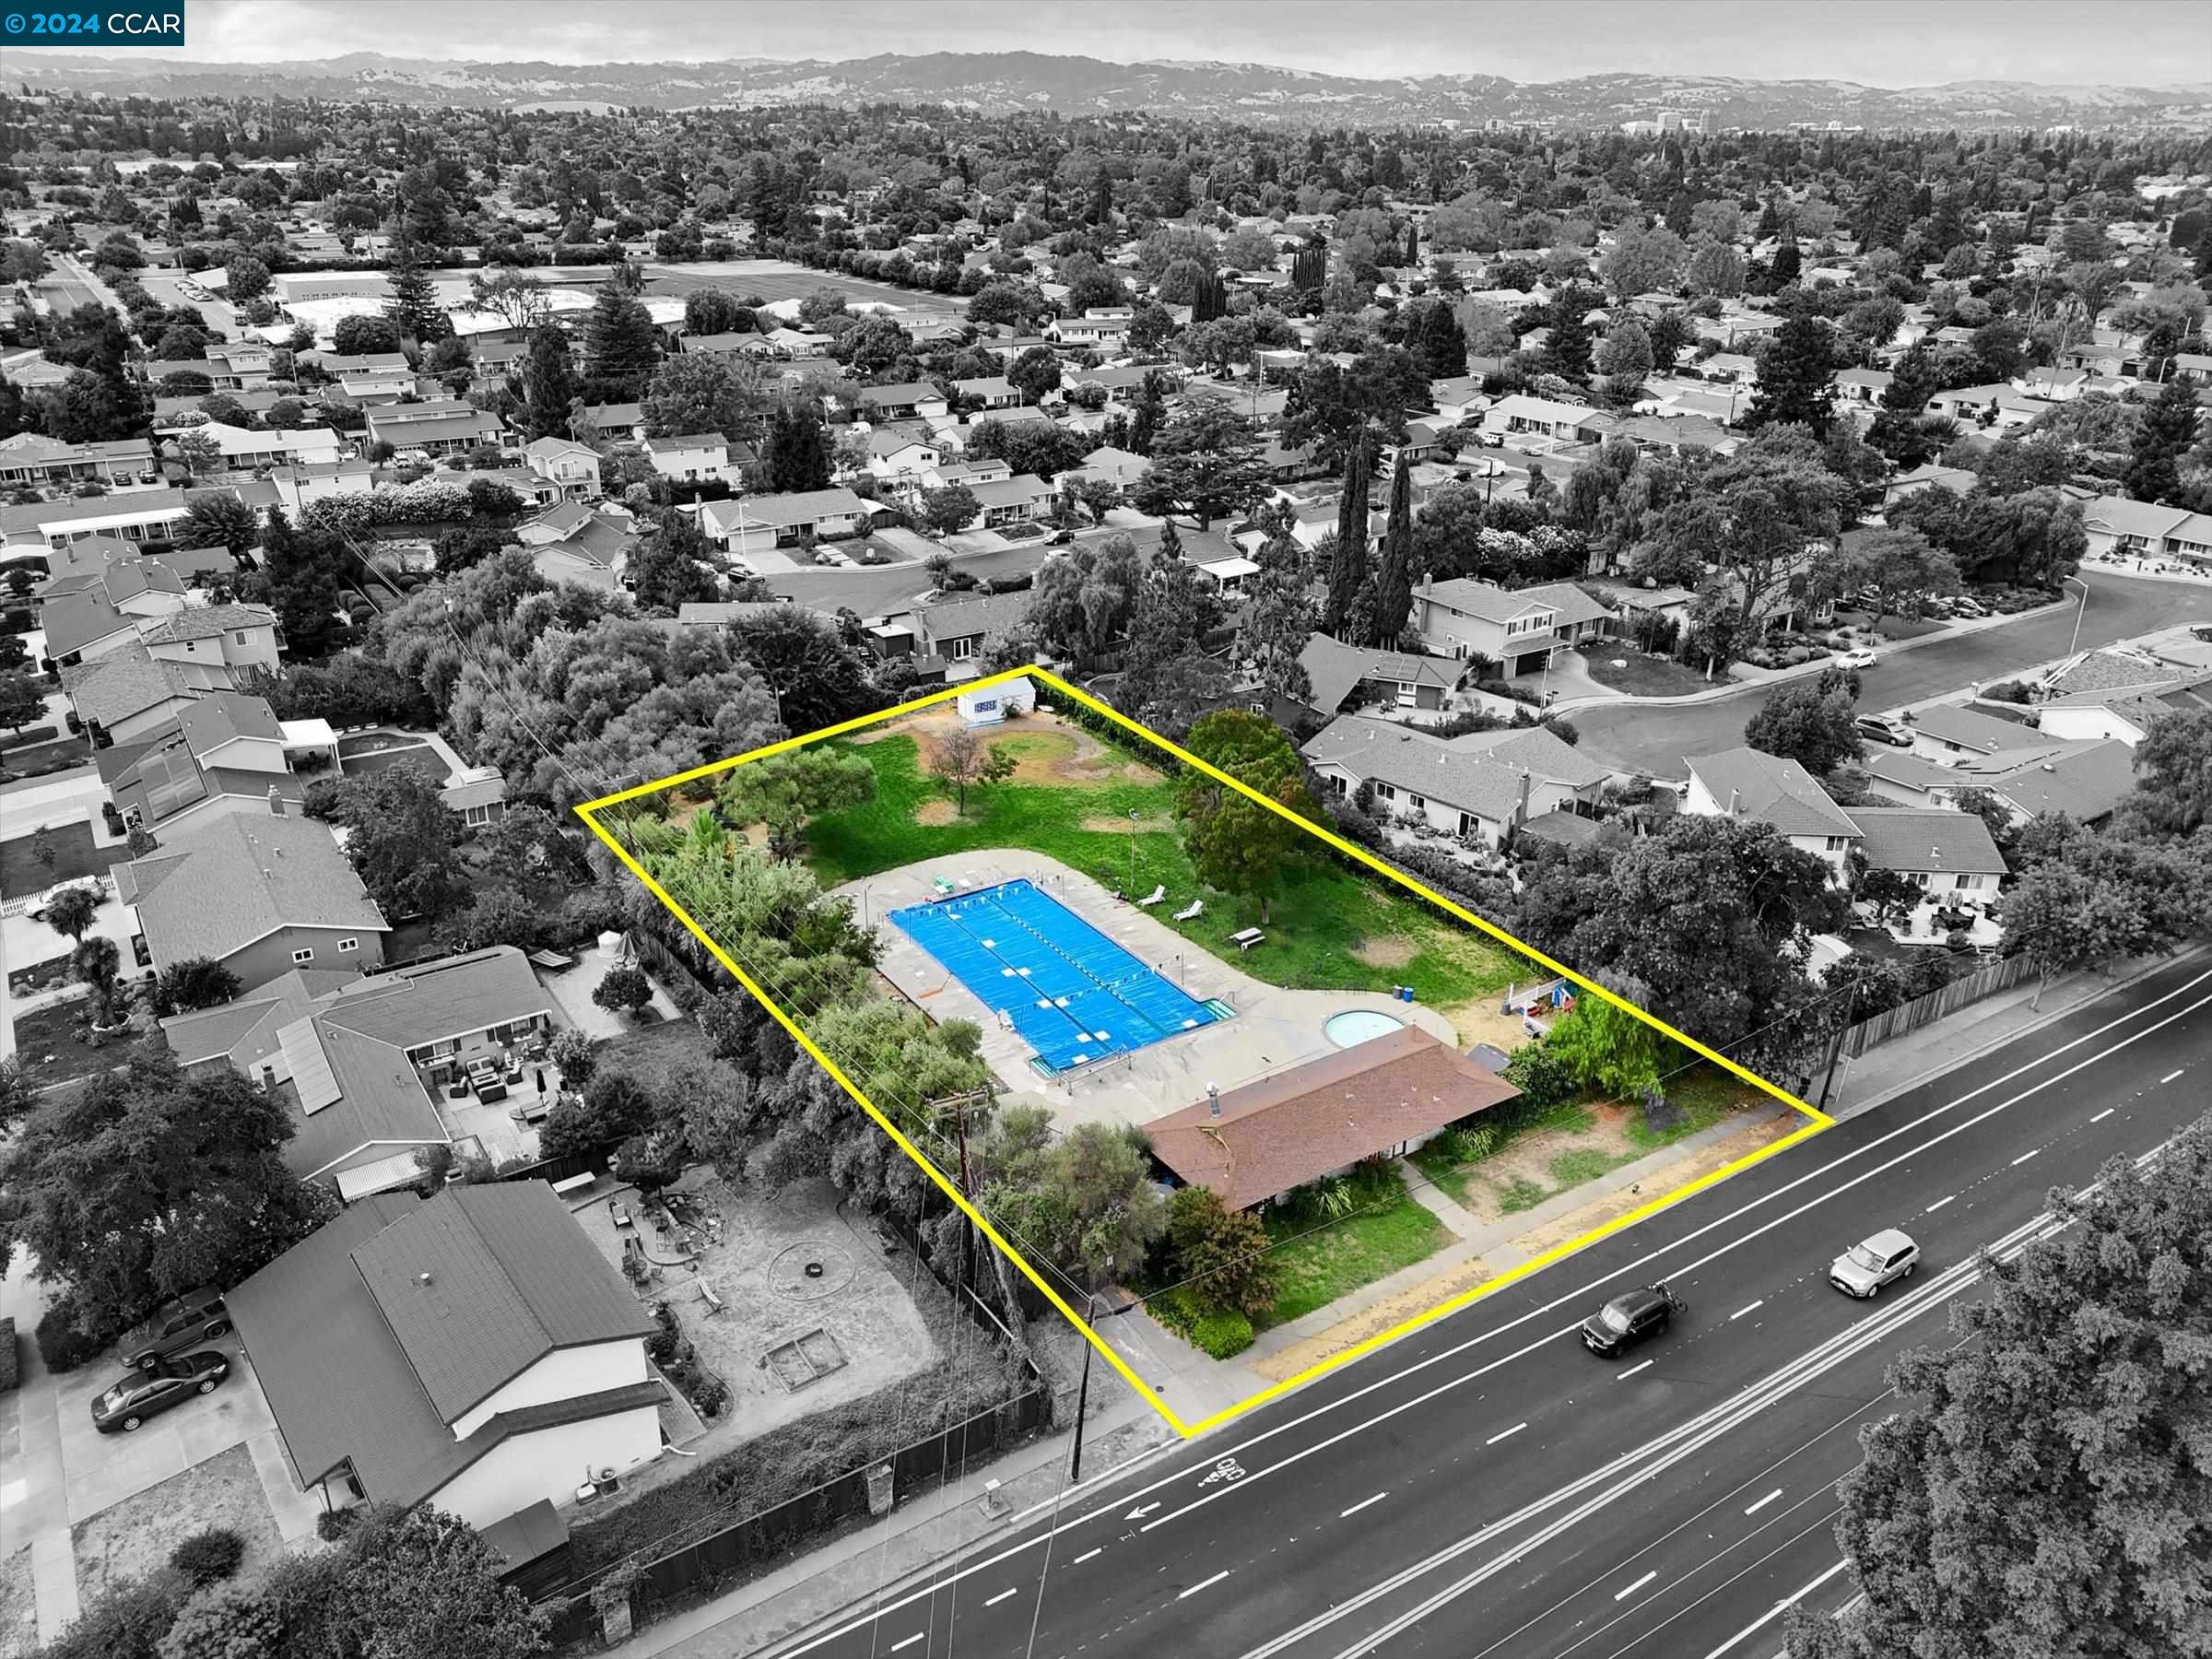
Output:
[1830, 1229, 1919, 1298]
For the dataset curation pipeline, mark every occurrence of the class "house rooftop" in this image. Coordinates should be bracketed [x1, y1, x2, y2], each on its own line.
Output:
[1146, 1027, 1520, 1211]
[113, 812, 389, 971]
[1846, 806, 2008, 877]
[1686, 746, 1862, 840]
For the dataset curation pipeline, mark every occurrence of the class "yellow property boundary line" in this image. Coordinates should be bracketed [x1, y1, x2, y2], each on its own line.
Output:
[576, 663, 1832, 1438]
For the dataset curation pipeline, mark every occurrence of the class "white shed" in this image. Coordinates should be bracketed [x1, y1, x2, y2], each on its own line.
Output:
[957, 677, 1036, 726]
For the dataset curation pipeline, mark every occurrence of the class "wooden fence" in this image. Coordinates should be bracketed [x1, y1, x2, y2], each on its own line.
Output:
[1837, 954, 2034, 1060]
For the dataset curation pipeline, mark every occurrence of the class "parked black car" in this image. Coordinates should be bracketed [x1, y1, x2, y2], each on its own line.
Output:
[91, 1351, 229, 1433]
[1580, 1284, 1686, 1357]
[123, 1288, 229, 1371]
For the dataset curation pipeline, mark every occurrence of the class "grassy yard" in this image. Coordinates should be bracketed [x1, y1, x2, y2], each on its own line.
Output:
[1582, 651, 1717, 699]
[0, 818, 123, 899]
[1255, 1178, 1449, 1330]
[801, 726, 1525, 1007]
[8, 998, 163, 1091]
[1409, 1065, 1774, 1221]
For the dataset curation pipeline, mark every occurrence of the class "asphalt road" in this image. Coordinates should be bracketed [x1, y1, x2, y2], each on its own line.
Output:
[1570, 571, 2212, 777]
[759, 955, 2212, 1659]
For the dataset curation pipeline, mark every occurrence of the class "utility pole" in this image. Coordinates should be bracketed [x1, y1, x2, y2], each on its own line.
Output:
[2067, 574, 2088, 657]
[1818, 977, 1862, 1115]
[1068, 1252, 1114, 1485]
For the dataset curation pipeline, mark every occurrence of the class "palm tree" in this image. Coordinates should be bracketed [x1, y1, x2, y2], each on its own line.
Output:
[42, 884, 98, 946]
[73, 935, 124, 1027]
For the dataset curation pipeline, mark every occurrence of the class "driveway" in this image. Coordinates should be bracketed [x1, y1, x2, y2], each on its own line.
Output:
[1570, 571, 2212, 775]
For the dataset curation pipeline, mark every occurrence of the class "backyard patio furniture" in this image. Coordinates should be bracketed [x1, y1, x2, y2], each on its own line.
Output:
[525, 949, 573, 971]
[609, 1199, 633, 1230]
[1174, 899, 1205, 922]
[1136, 884, 1167, 907]
[1230, 927, 1265, 952]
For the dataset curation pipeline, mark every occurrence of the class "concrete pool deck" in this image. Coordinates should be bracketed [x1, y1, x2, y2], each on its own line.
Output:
[828, 850, 1463, 1136]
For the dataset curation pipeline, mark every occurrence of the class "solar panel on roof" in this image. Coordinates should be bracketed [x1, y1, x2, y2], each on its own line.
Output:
[276, 1017, 342, 1113]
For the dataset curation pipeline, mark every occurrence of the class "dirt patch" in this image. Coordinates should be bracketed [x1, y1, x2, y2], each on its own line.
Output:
[914, 800, 960, 826]
[1436, 1000, 1534, 1054]
[1353, 937, 1418, 970]
[71, 1442, 280, 1606]
[1253, 1253, 1495, 1382]
[1451, 1101, 1643, 1227]
[861, 706, 1162, 787]
[1081, 813, 1174, 834]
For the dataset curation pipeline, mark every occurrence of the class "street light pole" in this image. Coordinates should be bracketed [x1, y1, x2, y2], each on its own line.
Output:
[2067, 574, 2088, 657]
[1127, 807, 1139, 894]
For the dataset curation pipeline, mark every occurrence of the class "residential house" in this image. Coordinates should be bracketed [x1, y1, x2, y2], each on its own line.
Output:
[1290, 634, 1460, 720]
[928, 456, 1015, 491]
[191, 421, 343, 472]
[228, 1182, 663, 1530]
[365, 401, 505, 456]
[0, 433, 155, 489]
[523, 437, 603, 502]
[32, 536, 233, 603]
[2036, 672, 2212, 746]
[571, 403, 646, 442]
[1046, 311, 1133, 348]
[1832, 368, 1893, 406]
[114, 809, 391, 990]
[0, 488, 194, 552]
[965, 473, 1055, 528]
[1411, 577, 1614, 675]
[515, 501, 635, 593]
[99, 691, 299, 836]
[1480, 394, 1601, 444]
[1303, 715, 1605, 847]
[1846, 806, 2007, 905]
[59, 643, 234, 745]
[1681, 746, 1862, 881]
[910, 589, 1034, 671]
[641, 433, 735, 488]
[1143, 1028, 1521, 1211]
[853, 382, 950, 422]
[953, 375, 1022, 411]
[700, 488, 871, 555]
[271, 459, 377, 516]
[1860, 737, 2139, 827]
[1924, 383, 2043, 430]
[1429, 376, 1488, 423]
[2078, 493, 2208, 563]
[39, 579, 187, 666]
[1053, 445, 1148, 493]
[139, 603, 284, 676]
[867, 427, 944, 487]
[1880, 463, 1978, 509]
[1906, 704, 2052, 768]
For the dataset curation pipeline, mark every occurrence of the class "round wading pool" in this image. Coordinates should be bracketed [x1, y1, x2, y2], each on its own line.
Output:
[1325, 1008, 1406, 1049]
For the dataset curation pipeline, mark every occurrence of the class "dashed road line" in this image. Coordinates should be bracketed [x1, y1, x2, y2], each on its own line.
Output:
[1486, 1423, 1527, 1446]
[2011, 1148, 2040, 1166]
[1925, 1194, 1955, 1212]
[1731, 1300, 1764, 1320]
[889, 1635, 924, 1653]
[1616, 1359, 1654, 1381]
[1744, 1488, 1783, 1514]
[2090, 1107, 2117, 1123]
[2159, 1069, 2185, 1084]
[1179, 1570, 1230, 1600]
[984, 1587, 1018, 1607]
[1341, 1491, 1389, 1517]
[1613, 1569, 1657, 1601]
[1073, 1547, 1101, 1564]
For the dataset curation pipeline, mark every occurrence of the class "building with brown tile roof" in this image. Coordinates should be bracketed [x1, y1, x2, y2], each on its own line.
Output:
[1144, 1028, 1520, 1211]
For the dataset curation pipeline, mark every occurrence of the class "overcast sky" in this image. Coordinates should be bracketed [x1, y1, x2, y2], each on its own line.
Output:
[79, 0, 2211, 88]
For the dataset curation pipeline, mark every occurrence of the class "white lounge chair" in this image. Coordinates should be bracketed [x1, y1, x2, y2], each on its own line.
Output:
[1173, 899, 1204, 922]
[1137, 884, 1167, 907]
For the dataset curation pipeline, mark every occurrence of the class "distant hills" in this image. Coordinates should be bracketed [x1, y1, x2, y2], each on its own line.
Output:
[16, 51, 2211, 129]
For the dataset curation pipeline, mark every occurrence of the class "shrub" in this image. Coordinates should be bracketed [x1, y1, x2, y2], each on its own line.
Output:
[168, 1528, 245, 1587]
[314, 1507, 359, 1543]
[0, 1316, 16, 1391]
[547, 1026, 596, 1084]
[157, 1580, 279, 1659]
[1191, 1311, 1254, 1359]
[35, 1299, 107, 1372]
[40, 1569, 189, 1659]
[1983, 678, 2032, 704]
[690, 1375, 729, 1417]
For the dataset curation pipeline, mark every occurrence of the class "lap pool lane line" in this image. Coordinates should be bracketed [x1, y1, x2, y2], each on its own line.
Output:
[768, 965, 2212, 1659]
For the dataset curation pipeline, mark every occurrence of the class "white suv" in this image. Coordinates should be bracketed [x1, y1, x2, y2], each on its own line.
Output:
[1830, 1229, 1919, 1298]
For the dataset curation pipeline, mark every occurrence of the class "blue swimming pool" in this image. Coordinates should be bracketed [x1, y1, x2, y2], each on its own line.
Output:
[888, 878, 1223, 1072]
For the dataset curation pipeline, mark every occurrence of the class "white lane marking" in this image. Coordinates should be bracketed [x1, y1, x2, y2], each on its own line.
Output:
[1925, 1194, 1955, 1212]
[889, 1636, 924, 1653]
[1485, 1422, 1527, 1445]
[1744, 1488, 1783, 1514]
[1613, 1569, 1657, 1600]
[2091, 1107, 2116, 1123]
[1125, 1501, 1161, 1520]
[1700, 1558, 1853, 1656]
[781, 979, 2212, 1657]
[1179, 1570, 1230, 1599]
[1616, 1359, 1654, 1380]
[2011, 1147, 2040, 1165]
[2159, 1069, 2184, 1084]
[1073, 1547, 1101, 1564]
[1731, 1300, 1764, 1320]
[984, 1587, 1018, 1606]
[1340, 1491, 1389, 1518]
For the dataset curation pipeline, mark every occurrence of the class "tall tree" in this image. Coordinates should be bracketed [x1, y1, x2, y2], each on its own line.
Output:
[1742, 666, 1864, 773]
[382, 241, 451, 344]
[2122, 375, 2201, 506]
[1244, 522, 1315, 708]
[1370, 459, 1415, 648]
[1324, 441, 1371, 635]
[518, 323, 578, 441]
[763, 402, 832, 493]
[2117, 707, 2212, 841]
[1746, 301, 1837, 435]
[1786, 1118, 2212, 1659]
[1175, 711, 1321, 924]
[1129, 394, 1271, 531]
[319, 767, 471, 919]
[582, 282, 659, 403]
[0, 1055, 335, 1341]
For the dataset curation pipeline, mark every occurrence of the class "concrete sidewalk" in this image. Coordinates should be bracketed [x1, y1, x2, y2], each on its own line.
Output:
[606, 1387, 1180, 1659]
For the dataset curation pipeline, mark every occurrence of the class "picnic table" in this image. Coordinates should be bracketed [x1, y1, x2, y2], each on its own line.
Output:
[1230, 927, 1265, 952]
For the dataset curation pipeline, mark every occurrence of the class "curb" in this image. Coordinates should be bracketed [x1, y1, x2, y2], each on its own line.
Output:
[1826, 946, 2209, 1124]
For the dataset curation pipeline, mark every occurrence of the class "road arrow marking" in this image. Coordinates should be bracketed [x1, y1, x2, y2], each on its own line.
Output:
[1126, 1502, 1161, 1520]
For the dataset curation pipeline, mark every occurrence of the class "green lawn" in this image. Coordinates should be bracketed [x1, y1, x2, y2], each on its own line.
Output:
[1625, 1065, 1770, 1151]
[803, 731, 1524, 1007]
[1582, 651, 1717, 699]
[1, 819, 125, 900]
[1255, 1193, 1448, 1328]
